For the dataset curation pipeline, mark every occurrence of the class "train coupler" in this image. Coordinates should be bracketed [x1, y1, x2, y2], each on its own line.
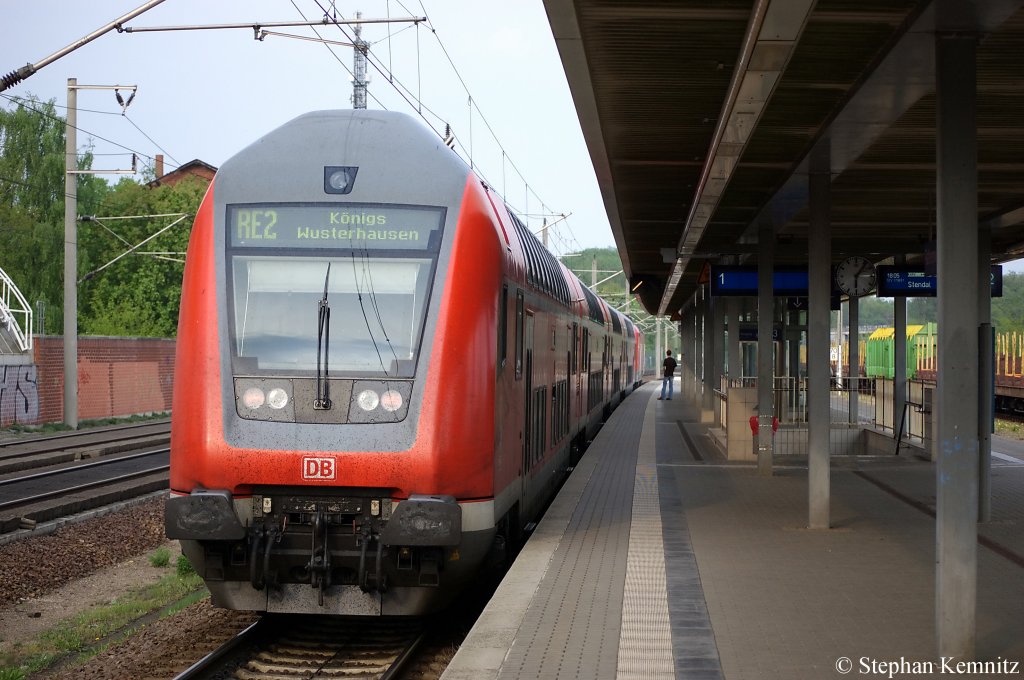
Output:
[357, 532, 387, 593]
[307, 510, 332, 606]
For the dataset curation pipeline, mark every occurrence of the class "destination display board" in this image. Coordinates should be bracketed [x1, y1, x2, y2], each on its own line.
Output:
[710, 266, 809, 296]
[228, 204, 445, 250]
[876, 265, 1003, 297]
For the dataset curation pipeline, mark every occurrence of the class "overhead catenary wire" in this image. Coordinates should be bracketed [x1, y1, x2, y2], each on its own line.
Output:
[1, 93, 183, 176]
[306, 0, 567, 237]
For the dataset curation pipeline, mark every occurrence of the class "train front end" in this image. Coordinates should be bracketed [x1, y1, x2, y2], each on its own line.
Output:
[166, 111, 503, 615]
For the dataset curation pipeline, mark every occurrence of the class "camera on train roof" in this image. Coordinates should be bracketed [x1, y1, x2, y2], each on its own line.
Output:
[324, 166, 359, 194]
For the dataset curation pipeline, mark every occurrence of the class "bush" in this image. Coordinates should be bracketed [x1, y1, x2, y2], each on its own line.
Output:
[176, 555, 196, 578]
[148, 546, 171, 568]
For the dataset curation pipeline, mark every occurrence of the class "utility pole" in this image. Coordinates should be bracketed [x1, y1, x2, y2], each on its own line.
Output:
[63, 78, 137, 428]
[541, 218, 548, 249]
[63, 79, 77, 428]
[352, 11, 369, 109]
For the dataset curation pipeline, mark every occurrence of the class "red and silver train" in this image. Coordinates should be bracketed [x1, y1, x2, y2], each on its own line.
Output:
[166, 110, 643, 615]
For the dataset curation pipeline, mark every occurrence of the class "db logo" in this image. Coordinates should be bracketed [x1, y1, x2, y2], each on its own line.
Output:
[302, 457, 336, 480]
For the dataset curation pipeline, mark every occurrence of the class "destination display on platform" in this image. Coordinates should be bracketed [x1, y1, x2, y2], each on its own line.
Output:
[228, 204, 445, 250]
[876, 265, 1003, 297]
[710, 266, 810, 296]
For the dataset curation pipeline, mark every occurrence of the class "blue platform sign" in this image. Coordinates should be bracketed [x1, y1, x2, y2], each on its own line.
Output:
[876, 265, 1003, 297]
[738, 326, 782, 342]
[710, 266, 809, 296]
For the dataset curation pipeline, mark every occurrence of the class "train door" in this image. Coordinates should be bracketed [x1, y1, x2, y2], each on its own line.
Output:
[521, 311, 535, 519]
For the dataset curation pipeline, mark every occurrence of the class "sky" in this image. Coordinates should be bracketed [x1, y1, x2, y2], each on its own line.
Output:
[0, 0, 614, 258]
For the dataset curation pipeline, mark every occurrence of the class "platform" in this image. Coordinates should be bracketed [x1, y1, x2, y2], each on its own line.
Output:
[442, 382, 1024, 679]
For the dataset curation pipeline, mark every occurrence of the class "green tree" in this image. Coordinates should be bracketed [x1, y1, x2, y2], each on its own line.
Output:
[992, 272, 1024, 334]
[78, 176, 204, 337]
[0, 95, 108, 333]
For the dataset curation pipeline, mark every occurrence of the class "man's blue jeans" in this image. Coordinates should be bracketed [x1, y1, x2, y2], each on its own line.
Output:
[660, 376, 673, 399]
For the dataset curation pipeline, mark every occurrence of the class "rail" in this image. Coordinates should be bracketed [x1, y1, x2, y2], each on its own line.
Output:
[0, 448, 169, 513]
[0, 420, 170, 455]
[174, 616, 426, 680]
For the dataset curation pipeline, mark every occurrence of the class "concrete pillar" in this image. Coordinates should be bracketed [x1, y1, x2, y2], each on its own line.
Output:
[848, 297, 860, 424]
[935, 27, 979, 661]
[694, 297, 703, 399]
[808, 140, 831, 529]
[655, 317, 662, 382]
[728, 297, 742, 381]
[757, 220, 774, 476]
[787, 309, 801, 420]
[894, 255, 907, 440]
[711, 291, 726, 421]
[702, 289, 715, 411]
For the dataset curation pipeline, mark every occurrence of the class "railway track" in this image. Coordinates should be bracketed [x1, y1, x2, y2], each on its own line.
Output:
[0, 419, 170, 452]
[0, 420, 170, 476]
[176, 615, 425, 680]
[0, 444, 170, 535]
[0, 448, 169, 511]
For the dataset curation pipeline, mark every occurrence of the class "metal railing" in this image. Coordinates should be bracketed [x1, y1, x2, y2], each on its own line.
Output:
[723, 375, 905, 456]
[0, 266, 33, 354]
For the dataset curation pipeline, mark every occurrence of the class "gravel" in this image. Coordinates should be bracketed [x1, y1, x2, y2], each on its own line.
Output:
[0, 495, 469, 679]
[0, 497, 168, 608]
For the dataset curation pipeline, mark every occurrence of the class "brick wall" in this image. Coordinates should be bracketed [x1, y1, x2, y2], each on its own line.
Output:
[0, 336, 175, 426]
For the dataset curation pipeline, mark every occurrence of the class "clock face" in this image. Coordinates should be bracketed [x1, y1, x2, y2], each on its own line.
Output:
[835, 256, 876, 297]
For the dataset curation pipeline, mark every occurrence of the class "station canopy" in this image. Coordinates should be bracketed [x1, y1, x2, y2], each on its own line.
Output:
[543, 0, 1024, 315]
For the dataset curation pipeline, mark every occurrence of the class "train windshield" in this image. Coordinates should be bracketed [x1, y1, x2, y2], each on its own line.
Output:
[226, 203, 444, 378]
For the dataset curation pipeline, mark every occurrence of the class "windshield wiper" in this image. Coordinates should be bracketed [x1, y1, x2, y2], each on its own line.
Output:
[314, 263, 332, 410]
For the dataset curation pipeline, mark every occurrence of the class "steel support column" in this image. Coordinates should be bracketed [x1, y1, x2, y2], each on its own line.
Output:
[757, 220, 774, 476]
[978, 224, 992, 523]
[935, 28, 979, 661]
[808, 141, 831, 529]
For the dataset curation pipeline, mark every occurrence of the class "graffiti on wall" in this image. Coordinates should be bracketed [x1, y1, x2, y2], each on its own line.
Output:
[0, 364, 40, 426]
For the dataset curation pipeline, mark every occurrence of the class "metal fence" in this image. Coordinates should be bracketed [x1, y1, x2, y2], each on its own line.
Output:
[721, 375, 928, 456]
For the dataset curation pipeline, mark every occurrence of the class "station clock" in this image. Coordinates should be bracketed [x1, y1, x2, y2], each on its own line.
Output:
[835, 255, 876, 297]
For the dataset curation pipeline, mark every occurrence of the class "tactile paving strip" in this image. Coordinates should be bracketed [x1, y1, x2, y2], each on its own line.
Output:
[617, 393, 675, 679]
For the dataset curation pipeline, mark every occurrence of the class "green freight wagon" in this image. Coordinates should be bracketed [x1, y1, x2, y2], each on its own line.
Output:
[864, 323, 936, 379]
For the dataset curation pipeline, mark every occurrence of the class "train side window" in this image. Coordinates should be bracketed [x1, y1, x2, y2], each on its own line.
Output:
[582, 328, 589, 374]
[515, 290, 525, 380]
[499, 284, 508, 369]
[571, 323, 578, 376]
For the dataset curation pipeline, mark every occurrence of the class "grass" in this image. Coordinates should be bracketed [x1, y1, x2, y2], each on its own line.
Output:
[995, 417, 1024, 440]
[0, 564, 205, 678]
[1, 411, 170, 436]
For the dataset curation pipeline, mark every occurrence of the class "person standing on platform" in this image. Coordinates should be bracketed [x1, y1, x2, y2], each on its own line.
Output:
[659, 350, 678, 400]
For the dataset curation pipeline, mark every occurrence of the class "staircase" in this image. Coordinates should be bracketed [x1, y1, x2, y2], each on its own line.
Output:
[0, 267, 32, 355]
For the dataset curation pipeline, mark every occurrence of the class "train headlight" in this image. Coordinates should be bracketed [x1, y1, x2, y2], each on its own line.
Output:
[380, 389, 404, 412]
[356, 389, 380, 411]
[267, 388, 289, 409]
[242, 387, 265, 410]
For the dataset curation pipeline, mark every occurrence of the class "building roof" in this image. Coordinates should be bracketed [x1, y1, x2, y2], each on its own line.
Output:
[147, 158, 217, 188]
